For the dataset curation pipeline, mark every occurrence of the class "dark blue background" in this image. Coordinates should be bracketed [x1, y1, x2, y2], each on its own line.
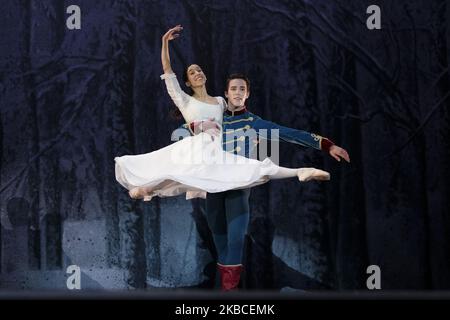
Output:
[0, 0, 449, 291]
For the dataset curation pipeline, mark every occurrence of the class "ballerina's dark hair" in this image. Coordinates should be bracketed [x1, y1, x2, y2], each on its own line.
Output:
[170, 105, 183, 120]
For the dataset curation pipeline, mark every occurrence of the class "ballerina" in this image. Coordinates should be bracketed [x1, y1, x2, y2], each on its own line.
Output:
[114, 25, 330, 202]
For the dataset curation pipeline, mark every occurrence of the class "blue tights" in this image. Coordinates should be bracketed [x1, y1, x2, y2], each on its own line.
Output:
[205, 189, 250, 265]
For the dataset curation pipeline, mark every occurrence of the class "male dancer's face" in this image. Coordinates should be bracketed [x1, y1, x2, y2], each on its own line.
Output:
[225, 79, 249, 110]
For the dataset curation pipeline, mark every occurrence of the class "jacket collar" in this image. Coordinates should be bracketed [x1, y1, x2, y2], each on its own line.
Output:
[225, 106, 247, 116]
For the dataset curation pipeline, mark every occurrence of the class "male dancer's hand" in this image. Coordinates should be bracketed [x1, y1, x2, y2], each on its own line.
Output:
[329, 145, 350, 163]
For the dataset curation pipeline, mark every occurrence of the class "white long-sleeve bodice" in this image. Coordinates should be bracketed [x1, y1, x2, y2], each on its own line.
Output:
[160, 73, 226, 125]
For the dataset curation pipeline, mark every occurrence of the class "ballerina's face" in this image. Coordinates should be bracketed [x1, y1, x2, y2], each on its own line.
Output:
[185, 64, 207, 88]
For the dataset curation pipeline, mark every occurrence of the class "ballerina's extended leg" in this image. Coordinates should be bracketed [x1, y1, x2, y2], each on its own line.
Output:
[271, 166, 330, 181]
[297, 168, 330, 181]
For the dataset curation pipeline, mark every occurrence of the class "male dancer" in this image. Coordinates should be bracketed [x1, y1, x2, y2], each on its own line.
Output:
[183, 74, 350, 291]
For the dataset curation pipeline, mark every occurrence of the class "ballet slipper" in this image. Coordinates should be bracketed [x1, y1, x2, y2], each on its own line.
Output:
[297, 168, 330, 182]
[129, 187, 143, 199]
[129, 186, 154, 200]
[143, 195, 154, 202]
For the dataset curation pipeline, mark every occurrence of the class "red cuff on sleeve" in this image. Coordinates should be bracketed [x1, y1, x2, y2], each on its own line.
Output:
[321, 138, 335, 152]
[189, 122, 195, 132]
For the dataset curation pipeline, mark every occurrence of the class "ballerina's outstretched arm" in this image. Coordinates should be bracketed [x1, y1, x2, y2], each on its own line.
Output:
[160, 25, 190, 111]
[161, 25, 182, 74]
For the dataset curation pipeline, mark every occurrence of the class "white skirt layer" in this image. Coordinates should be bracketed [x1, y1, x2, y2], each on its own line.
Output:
[114, 132, 281, 201]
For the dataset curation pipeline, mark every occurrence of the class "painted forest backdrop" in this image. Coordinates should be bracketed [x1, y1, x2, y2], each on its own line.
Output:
[1, 0, 450, 291]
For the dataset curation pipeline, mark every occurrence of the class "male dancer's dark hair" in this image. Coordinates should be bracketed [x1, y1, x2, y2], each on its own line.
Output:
[225, 73, 251, 92]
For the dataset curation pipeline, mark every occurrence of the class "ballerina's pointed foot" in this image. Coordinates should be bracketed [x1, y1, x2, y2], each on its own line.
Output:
[129, 186, 153, 200]
[129, 187, 143, 199]
[297, 168, 330, 182]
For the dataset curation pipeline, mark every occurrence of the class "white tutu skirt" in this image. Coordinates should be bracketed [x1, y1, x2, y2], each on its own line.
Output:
[114, 132, 281, 201]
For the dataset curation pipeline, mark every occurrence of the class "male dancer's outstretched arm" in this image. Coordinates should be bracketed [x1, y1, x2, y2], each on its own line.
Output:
[223, 73, 350, 163]
[251, 116, 350, 162]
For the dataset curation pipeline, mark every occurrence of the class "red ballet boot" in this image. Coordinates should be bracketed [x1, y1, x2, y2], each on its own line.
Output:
[217, 263, 243, 291]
